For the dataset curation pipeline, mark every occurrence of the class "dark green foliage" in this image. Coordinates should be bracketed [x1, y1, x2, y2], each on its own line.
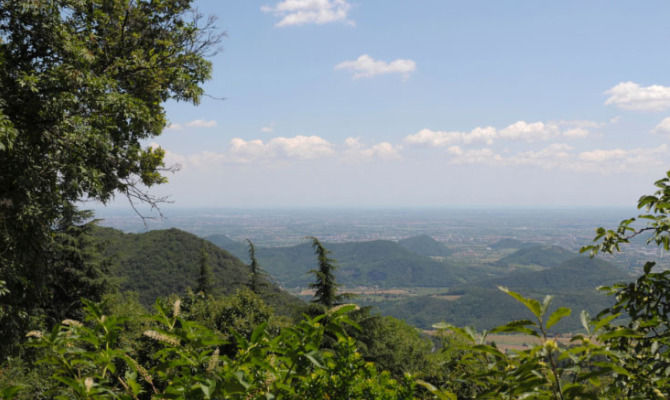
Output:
[0, 207, 109, 357]
[0, 0, 218, 358]
[309, 237, 341, 308]
[246, 240, 267, 295]
[350, 311, 435, 378]
[91, 227, 303, 316]
[196, 247, 213, 295]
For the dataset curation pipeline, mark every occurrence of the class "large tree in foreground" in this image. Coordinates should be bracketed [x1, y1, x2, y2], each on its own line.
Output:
[0, 0, 220, 356]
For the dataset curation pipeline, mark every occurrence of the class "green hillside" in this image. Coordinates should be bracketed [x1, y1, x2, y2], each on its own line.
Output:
[397, 235, 453, 257]
[93, 227, 303, 313]
[373, 256, 631, 332]
[207, 237, 485, 288]
[205, 234, 250, 260]
[494, 244, 575, 268]
[490, 238, 536, 250]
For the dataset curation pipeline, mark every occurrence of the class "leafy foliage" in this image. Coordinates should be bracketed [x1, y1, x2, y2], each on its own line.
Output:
[0, 0, 219, 357]
[16, 299, 414, 400]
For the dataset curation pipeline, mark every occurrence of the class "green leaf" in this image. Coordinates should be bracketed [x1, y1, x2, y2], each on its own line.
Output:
[491, 319, 539, 336]
[580, 310, 590, 333]
[416, 380, 457, 400]
[546, 307, 571, 330]
[498, 286, 542, 319]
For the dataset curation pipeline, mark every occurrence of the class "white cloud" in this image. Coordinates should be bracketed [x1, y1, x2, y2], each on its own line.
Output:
[506, 143, 573, 168]
[404, 127, 497, 147]
[261, 0, 351, 27]
[605, 82, 670, 111]
[335, 54, 416, 79]
[229, 135, 335, 162]
[260, 124, 275, 133]
[405, 121, 587, 147]
[450, 148, 502, 165]
[186, 119, 217, 128]
[499, 121, 559, 141]
[440, 143, 667, 173]
[578, 148, 630, 162]
[167, 119, 217, 130]
[574, 145, 668, 172]
[344, 137, 401, 160]
[563, 128, 589, 138]
[652, 117, 670, 134]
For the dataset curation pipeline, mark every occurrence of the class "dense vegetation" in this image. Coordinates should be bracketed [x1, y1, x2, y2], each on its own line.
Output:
[91, 227, 302, 314]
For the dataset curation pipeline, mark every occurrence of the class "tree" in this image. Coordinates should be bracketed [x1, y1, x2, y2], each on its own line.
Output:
[196, 247, 213, 296]
[0, 0, 220, 356]
[308, 237, 341, 308]
[246, 239, 267, 295]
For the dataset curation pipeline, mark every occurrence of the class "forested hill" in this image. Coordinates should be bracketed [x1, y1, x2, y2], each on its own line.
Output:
[92, 227, 302, 313]
[206, 235, 480, 288]
[397, 235, 453, 258]
[494, 244, 576, 267]
[376, 256, 632, 332]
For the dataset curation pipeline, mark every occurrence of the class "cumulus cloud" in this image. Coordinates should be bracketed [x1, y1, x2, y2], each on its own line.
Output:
[562, 128, 590, 138]
[344, 137, 401, 160]
[229, 135, 335, 162]
[499, 121, 559, 141]
[405, 121, 588, 147]
[652, 117, 670, 134]
[167, 119, 217, 130]
[260, 124, 275, 133]
[261, 0, 352, 27]
[335, 54, 416, 79]
[439, 142, 667, 173]
[506, 144, 573, 168]
[574, 145, 669, 172]
[449, 148, 502, 165]
[605, 82, 670, 111]
[404, 127, 497, 147]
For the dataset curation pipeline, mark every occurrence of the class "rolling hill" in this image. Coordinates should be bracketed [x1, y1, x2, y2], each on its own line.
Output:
[397, 235, 453, 258]
[206, 236, 483, 288]
[92, 227, 303, 314]
[373, 256, 632, 332]
[494, 244, 576, 268]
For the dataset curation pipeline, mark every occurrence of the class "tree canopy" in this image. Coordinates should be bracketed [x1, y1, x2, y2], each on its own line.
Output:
[0, 0, 220, 356]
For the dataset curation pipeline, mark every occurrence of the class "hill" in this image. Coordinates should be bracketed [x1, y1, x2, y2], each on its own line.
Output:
[494, 244, 575, 268]
[205, 234, 250, 260]
[93, 227, 303, 313]
[490, 238, 537, 250]
[373, 256, 631, 333]
[397, 235, 453, 258]
[207, 237, 485, 288]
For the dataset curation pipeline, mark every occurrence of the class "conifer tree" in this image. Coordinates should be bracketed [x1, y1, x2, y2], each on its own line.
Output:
[308, 237, 341, 308]
[196, 247, 213, 296]
[246, 239, 266, 294]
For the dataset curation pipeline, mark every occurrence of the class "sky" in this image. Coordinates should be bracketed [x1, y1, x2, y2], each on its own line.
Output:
[123, 1, 670, 208]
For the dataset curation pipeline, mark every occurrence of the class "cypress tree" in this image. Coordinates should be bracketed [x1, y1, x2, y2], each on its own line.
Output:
[308, 237, 341, 308]
[196, 247, 213, 295]
[246, 239, 266, 294]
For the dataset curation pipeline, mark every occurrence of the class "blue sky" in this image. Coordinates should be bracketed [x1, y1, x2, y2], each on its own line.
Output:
[135, 1, 670, 208]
